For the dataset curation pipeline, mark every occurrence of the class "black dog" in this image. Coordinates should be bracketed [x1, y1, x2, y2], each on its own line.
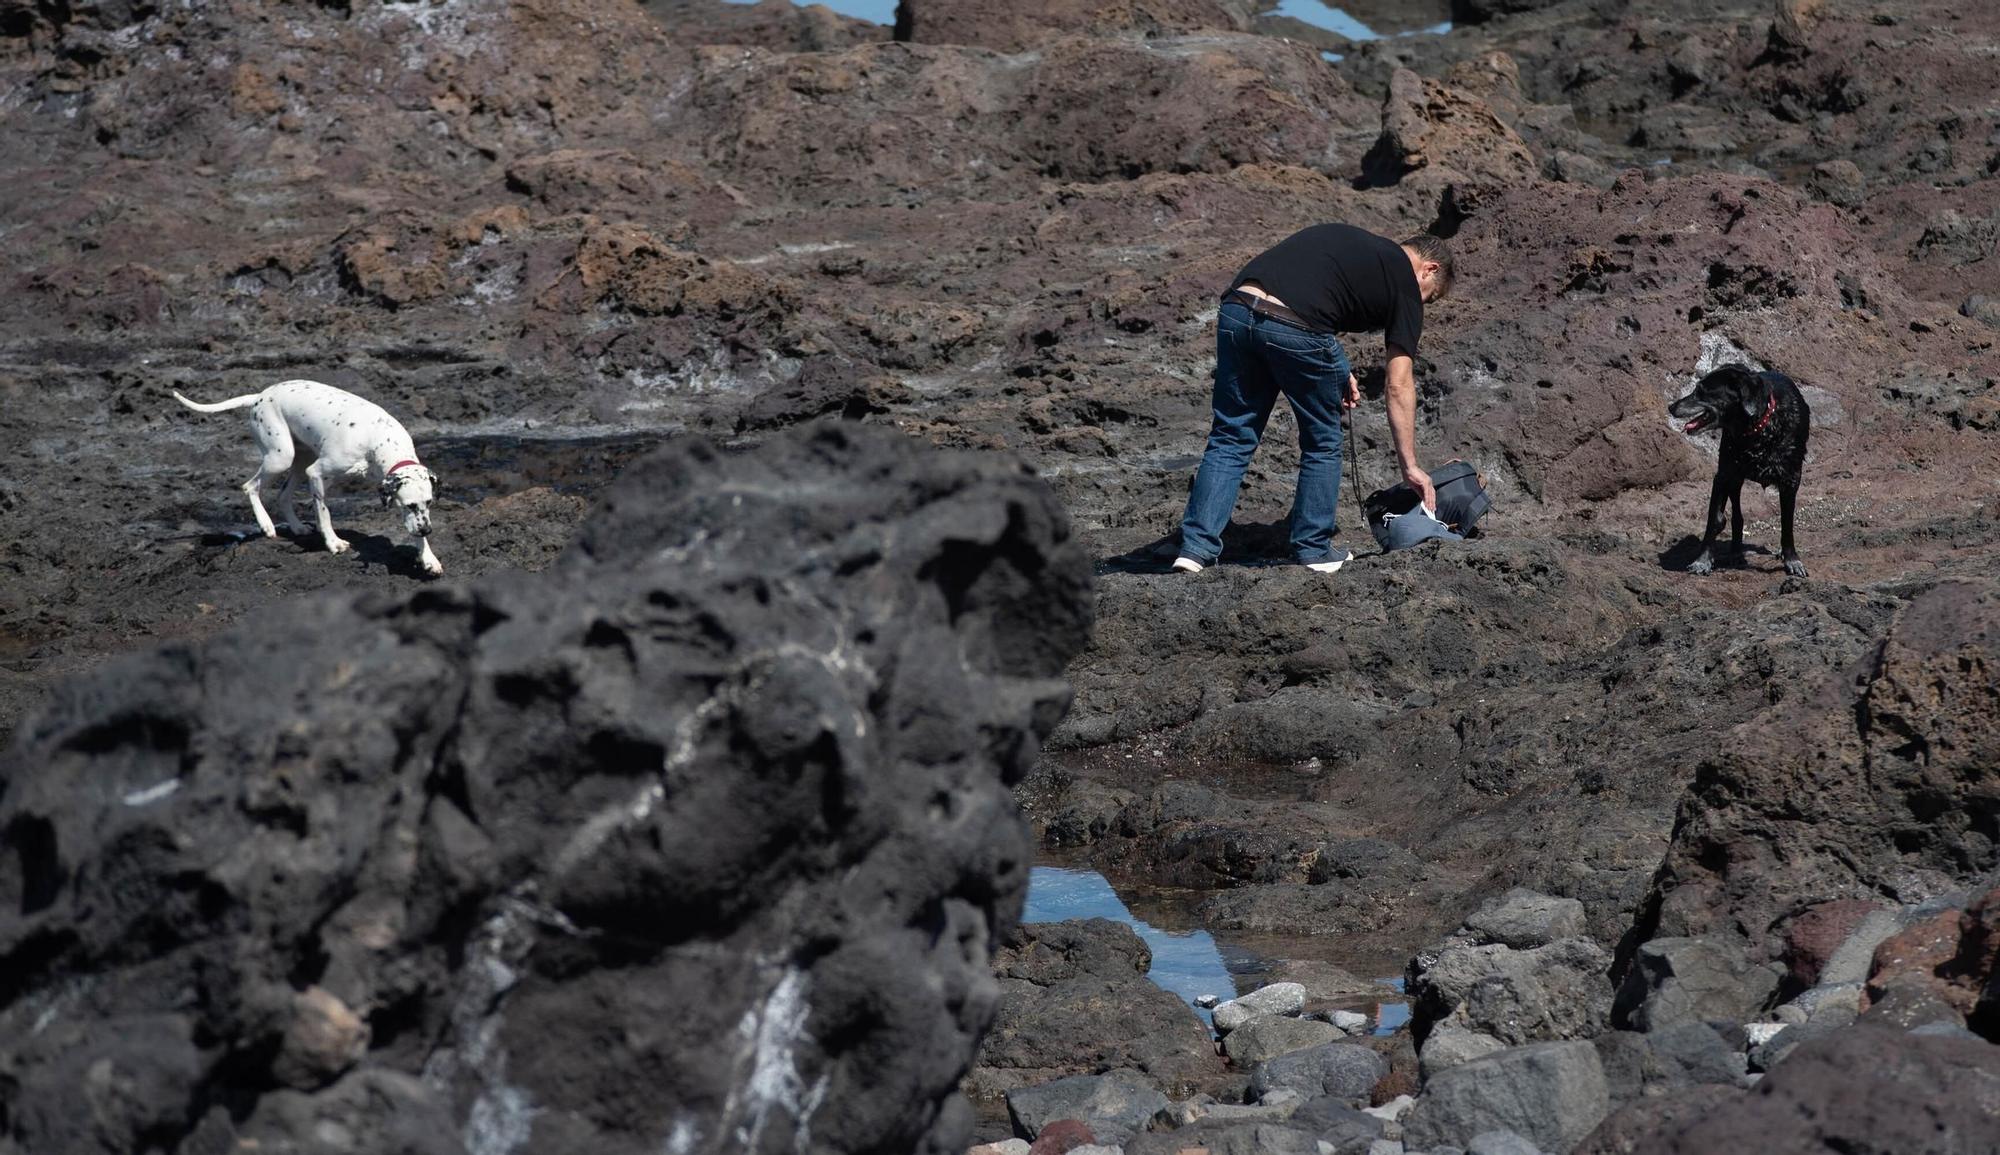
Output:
[1668, 363, 1810, 577]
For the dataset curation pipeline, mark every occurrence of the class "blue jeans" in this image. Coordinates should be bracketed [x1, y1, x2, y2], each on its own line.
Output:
[1179, 300, 1350, 564]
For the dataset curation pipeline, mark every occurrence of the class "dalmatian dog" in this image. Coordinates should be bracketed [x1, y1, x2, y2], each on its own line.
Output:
[172, 379, 444, 576]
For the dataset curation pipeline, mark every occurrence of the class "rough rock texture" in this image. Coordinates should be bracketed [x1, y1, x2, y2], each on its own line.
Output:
[1633, 583, 2000, 969]
[969, 918, 1230, 1101]
[1005, 1070, 1168, 1145]
[896, 0, 1254, 52]
[1611, 1025, 2000, 1155]
[1248, 1042, 1391, 1106]
[1411, 936, 1615, 1045]
[5, 1, 2000, 1150]
[1864, 883, 2000, 1037]
[1613, 937, 1780, 1033]
[1403, 1040, 1612, 1154]
[0, 424, 1092, 1155]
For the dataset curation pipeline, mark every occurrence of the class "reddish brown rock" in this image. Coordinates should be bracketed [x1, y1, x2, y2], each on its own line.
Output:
[1779, 899, 1889, 988]
[1028, 1118, 1100, 1154]
[1636, 585, 2000, 966]
[1865, 886, 2000, 1030]
[897, 0, 1252, 52]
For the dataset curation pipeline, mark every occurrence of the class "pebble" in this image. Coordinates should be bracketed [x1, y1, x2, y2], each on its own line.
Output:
[1329, 1009, 1369, 1033]
[1743, 1022, 1788, 1047]
[1364, 1094, 1417, 1123]
[1195, 994, 1221, 1009]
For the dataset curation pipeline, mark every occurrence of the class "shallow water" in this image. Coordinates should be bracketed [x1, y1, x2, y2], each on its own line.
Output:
[1024, 865, 1410, 1034]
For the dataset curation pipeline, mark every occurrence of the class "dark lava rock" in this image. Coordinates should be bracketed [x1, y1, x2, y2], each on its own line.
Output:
[969, 918, 1229, 1101]
[1611, 1025, 2000, 1154]
[1632, 582, 2000, 972]
[0, 423, 1092, 1155]
[896, 0, 1253, 52]
[1403, 1040, 1612, 1154]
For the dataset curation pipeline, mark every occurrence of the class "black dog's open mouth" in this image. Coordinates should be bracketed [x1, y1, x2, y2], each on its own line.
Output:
[1680, 413, 1712, 434]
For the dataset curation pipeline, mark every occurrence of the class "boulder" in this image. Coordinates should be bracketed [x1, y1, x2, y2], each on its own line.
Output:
[973, 919, 1230, 1100]
[1006, 1071, 1169, 1145]
[1863, 884, 2000, 1027]
[1249, 1043, 1391, 1106]
[1634, 584, 2000, 969]
[1126, 1120, 1324, 1155]
[0, 424, 1092, 1155]
[1213, 982, 1309, 1034]
[1573, 1085, 1743, 1155]
[1224, 1015, 1341, 1066]
[1420, 1027, 1509, 1081]
[1468, 1130, 1546, 1155]
[1402, 1041, 1612, 1154]
[1463, 889, 1588, 949]
[1411, 937, 1615, 1044]
[1613, 938, 1779, 1033]
[1607, 1026, 2000, 1153]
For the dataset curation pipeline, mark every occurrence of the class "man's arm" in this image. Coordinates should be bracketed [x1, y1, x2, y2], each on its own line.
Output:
[1385, 344, 1436, 509]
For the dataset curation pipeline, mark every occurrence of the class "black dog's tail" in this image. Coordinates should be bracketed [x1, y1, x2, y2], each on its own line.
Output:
[171, 389, 263, 414]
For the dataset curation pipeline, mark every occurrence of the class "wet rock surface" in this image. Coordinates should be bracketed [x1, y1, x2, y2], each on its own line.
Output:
[2, 0, 2000, 1151]
[0, 424, 1090, 1154]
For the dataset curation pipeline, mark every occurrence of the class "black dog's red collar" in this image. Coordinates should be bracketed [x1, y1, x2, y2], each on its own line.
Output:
[386, 459, 423, 477]
[1745, 388, 1777, 436]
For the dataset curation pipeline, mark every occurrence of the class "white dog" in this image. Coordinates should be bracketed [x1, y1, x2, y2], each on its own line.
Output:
[171, 379, 444, 576]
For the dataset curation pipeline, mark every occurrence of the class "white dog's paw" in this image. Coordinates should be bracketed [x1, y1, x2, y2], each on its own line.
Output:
[327, 537, 351, 554]
[422, 558, 445, 577]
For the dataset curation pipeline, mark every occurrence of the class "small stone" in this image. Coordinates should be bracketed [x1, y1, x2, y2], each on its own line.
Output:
[1213, 982, 1308, 1034]
[969, 1142, 1031, 1155]
[1364, 1094, 1417, 1122]
[1195, 994, 1221, 1009]
[272, 987, 368, 1090]
[1773, 1004, 1809, 1025]
[1367, 1140, 1406, 1155]
[1329, 1010, 1369, 1033]
[1743, 1022, 1787, 1047]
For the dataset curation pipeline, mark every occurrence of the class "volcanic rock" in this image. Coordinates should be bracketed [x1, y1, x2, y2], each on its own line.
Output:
[1607, 1025, 2000, 1154]
[971, 918, 1230, 1101]
[0, 423, 1092, 1155]
[1402, 1040, 1612, 1154]
[1633, 583, 2000, 969]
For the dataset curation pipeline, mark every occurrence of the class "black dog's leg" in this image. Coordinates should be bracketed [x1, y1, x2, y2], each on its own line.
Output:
[1689, 473, 1734, 575]
[1728, 488, 1744, 560]
[1779, 482, 1806, 577]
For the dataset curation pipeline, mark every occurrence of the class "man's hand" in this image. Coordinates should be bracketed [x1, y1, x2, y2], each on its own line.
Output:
[1344, 372, 1360, 411]
[1403, 462, 1437, 510]
[1383, 346, 1433, 508]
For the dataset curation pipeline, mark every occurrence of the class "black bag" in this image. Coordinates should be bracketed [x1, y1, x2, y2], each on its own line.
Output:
[1364, 461, 1491, 551]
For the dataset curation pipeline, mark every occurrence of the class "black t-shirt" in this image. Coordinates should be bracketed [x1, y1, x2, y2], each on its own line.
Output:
[1231, 224, 1423, 355]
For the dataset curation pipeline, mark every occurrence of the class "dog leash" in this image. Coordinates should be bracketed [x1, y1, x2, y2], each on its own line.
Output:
[1347, 399, 1368, 529]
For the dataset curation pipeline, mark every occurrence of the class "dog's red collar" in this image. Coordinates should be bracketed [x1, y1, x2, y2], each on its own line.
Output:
[386, 459, 423, 477]
[1745, 388, 1777, 436]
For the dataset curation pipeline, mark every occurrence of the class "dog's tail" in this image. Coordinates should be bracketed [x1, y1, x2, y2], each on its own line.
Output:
[171, 389, 262, 414]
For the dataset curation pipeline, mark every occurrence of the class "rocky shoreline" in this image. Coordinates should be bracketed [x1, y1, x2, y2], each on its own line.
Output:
[2, 0, 1997, 1152]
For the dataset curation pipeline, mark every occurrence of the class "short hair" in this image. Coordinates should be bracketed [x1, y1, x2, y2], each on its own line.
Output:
[1401, 233, 1456, 299]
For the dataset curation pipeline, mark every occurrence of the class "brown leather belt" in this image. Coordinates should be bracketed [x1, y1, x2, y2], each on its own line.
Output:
[1222, 288, 1325, 333]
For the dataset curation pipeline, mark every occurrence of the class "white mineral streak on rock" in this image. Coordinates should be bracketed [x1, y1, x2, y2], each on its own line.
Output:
[724, 968, 831, 1152]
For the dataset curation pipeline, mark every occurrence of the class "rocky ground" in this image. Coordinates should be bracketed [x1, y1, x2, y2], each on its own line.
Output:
[1, 0, 1997, 1152]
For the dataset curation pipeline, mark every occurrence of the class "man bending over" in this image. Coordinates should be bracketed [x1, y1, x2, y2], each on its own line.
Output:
[1174, 226, 1453, 574]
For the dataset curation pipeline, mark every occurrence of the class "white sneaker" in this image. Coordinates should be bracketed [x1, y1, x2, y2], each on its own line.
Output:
[1303, 549, 1352, 574]
[1171, 556, 1205, 573]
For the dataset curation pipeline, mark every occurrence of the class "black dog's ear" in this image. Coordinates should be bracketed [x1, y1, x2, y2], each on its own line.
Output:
[1738, 371, 1768, 419]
